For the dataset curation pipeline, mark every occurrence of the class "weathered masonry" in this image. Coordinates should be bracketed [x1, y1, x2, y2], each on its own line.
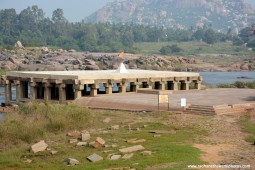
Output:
[0, 70, 202, 104]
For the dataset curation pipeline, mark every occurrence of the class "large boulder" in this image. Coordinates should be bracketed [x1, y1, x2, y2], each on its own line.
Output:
[14, 41, 25, 49]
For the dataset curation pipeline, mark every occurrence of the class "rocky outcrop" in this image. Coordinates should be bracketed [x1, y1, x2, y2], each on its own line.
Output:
[84, 0, 255, 31]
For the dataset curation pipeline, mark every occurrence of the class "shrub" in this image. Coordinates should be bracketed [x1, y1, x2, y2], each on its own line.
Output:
[217, 83, 233, 88]
[0, 102, 91, 146]
[234, 81, 246, 88]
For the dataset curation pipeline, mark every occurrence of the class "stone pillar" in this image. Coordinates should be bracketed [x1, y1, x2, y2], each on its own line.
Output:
[194, 80, 202, 90]
[58, 84, 66, 104]
[43, 83, 51, 102]
[159, 82, 166, 90]
[105, 83, 112, 95]
[181, 81, 190, 91]
[30, 82, 37, 100]
[90, 84, 98, 97]
[173, 80, 179, 91]
[119, 83, 126, 93]
[14, 80, 21, 103]
[4, 80, 11, 104]
[74, 84, 84, 99]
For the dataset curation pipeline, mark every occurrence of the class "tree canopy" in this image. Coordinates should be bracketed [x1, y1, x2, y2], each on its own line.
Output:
[0, 5, 244, 52]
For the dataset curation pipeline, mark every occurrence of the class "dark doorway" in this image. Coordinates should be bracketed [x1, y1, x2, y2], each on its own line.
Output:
[36, 82, 45, 99]
[66, 84, 75, 100]
[50, 83, 59, 100]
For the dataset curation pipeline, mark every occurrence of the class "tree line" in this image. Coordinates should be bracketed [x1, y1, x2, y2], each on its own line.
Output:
[0, 5, 251, 53]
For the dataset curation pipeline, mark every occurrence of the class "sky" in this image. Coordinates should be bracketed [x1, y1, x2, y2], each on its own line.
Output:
[0, 0, 114, 22]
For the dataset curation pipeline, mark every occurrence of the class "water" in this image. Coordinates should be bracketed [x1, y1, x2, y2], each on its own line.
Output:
[200, 72, 255, 86]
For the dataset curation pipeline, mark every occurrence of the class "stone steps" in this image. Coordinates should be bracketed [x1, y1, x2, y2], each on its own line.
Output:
[185, 105, 216, 115]
[185, 104, 247, 115]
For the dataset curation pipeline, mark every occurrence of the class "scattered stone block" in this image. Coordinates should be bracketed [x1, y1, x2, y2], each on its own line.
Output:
[65, 158, 79, 166]
[103, 150, 113, 153]
[77, 142, 87, 146]
[23, 158, 32, 163]
[119, 145, 145, 153]
[93, 137, 106, 148]
[112, 144, 118, 148]
[51, 150, 58, 155]
[30, 140, 48, 153]
[69, 139, 78, 144]
[141, 151, 152, 156]
[122, 153, 134, 160]
[103, 118, 111, 123]
[127, 139, 146, 144]
[110, 125, 120, 130]
[89, 141, 95, 147]
[87, 153, 103, 162]
[153, 134, 161, 138]
[67, 130, 80, 137]
[81, 132, 91, 141]
[110, 154, 122, 160]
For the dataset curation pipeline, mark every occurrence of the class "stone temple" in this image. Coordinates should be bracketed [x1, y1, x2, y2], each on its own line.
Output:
[0, 67, 202, 104]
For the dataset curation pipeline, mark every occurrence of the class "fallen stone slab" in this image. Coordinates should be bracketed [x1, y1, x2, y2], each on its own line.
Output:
[77, 142, 87, 146]
[65, 158, 79, 166]
[87, 153, 103, 162]
[69, 139, 78, 144]
[109, 125, 119, 130]
[110, 155, 122, 160]
[51, 150, 58, 155]
[122, 153, 134, 160]
[119, 145, 145, 153]
[103, 117, 111, 123]
[30, 140, 48, 153]
[127, 139, 146, 144]
[141, 150, 152, 156]
[81, 130, 90, 141]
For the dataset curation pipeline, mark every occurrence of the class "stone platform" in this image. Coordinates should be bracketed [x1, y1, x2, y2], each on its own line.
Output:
[1, 70, 202, 104]
[74, 88, 255, 112]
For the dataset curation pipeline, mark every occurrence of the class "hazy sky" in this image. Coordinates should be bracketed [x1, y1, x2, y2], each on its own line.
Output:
[0, 0, 114, 22]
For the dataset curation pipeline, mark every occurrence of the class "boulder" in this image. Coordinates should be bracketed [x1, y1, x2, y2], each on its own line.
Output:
[30, 140, 48, 153]
[85, 65, 100, 70]
[41, 47, 49, 53]
[14, 41, 25, 49]
[65, 158, 79, 166]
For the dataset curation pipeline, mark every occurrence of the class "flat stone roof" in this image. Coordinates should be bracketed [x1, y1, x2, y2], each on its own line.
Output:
[6, 70, 200, 80]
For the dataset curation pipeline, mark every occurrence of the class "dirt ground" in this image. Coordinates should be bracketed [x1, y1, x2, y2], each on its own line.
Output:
[193, 112, 255, 168]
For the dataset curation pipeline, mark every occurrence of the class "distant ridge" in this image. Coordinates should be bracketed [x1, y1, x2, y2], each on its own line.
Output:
[84, 0, 255, 32]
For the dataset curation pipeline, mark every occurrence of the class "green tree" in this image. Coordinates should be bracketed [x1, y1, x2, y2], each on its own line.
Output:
[160, 44, 182, 55]
[203, 29, 217, 44]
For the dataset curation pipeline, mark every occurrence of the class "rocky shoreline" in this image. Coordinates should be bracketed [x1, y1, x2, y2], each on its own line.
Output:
[0, 47, 254, 72]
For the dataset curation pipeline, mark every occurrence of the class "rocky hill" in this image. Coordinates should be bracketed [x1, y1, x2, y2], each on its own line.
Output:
[84, 0, 255, 32]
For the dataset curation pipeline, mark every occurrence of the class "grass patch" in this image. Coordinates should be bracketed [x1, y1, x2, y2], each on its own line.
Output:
[134, 41, 253, 56]
[239, 113, 255, 143]
[0, 104, 206, 169]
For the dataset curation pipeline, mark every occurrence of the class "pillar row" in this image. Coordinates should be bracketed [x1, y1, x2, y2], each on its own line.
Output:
[4, 80, 11, 104]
